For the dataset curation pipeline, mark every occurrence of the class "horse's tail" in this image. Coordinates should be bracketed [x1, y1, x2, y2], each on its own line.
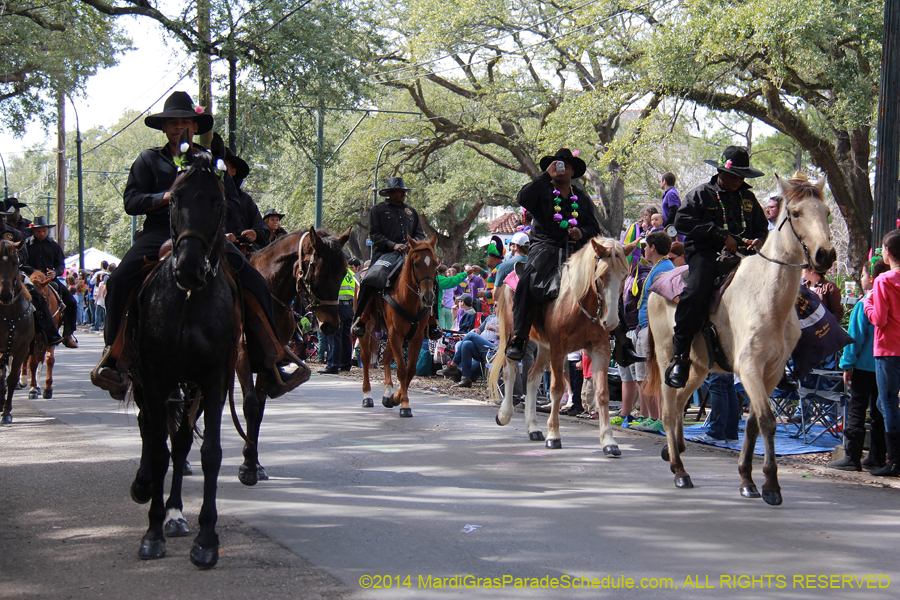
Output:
[487, 289, 508, 401]
[642, 321, 662, 398]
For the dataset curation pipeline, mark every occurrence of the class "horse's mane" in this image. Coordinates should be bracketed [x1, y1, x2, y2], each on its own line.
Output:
[557, 237, 624, 314]
[170, 151, 225, 199]
[783, 180, 824, 204]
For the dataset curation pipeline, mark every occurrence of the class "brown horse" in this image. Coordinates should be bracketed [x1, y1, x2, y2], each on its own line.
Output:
[21, 271, 62, 400]
[0, 240, 36, 424]
[489, 238, 636, 451]
[359, 234, 438, 417]
[233, 226, 350, 484]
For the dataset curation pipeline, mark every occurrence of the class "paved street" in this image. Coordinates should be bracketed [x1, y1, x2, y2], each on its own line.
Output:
[2, 333, 898, 599]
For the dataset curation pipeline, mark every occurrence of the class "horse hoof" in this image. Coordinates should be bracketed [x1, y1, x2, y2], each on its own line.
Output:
[603, 445, 621, 457]
[0, 414, 11, 425]
[238, 465, 258, 487]
[529, 431, 545, 442]
[382, 396, 397, 408]
[545, 439, 562, 450]
[42, 389, 52, 399]
[398, 408, 413, 418]
[661, 446, 670, 462]
[28, 390, 38, 400]
[15, 382, 25, 390]
[740, 485, 761, 499]
[190, 542, 219, 569]
[130, 478, 151, 505]
[183, 461, 193, 476]
[164, 518, 190, 538]
[362, 397, 374, 408]
[138, 537, 166, 560]
[256, 464, 269, 481]
[674, 475, 694, 489]
[762, 489, 783, 506]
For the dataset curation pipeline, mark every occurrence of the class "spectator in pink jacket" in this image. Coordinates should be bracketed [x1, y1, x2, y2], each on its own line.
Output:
[863, 229, 900, 477]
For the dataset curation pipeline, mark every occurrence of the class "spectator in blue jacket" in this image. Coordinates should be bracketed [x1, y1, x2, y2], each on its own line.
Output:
[829, 258, 890, 471]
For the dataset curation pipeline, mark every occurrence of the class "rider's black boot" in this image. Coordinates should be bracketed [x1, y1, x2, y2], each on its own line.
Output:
[506, 337, 527, 361]
[612, 322, 644, 366]
[26, 283, 63, 346]
[665, 353, 691, 389]
[351, 285, 375, 337]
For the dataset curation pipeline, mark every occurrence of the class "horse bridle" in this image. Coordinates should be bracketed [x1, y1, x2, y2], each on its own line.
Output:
[749, 212, 812, 269]
[169, 167, 225, 281]
[402, 246, 436, 305]
[573, 255, 608, 325]
[0, 255, 33, 364]
[295, 231, 339, 310]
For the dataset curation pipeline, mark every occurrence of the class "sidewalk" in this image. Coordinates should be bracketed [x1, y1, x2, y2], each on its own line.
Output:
[0, 400, 354, 599]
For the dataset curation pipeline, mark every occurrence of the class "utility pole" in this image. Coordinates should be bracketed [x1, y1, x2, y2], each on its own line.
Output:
[228, 54, 238, 153]
[197, 0, 213, 148]
[56, 91, 67, 251]
[873, 0, 900, 247]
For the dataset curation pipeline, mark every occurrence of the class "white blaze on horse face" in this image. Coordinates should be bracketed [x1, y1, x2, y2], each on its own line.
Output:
[423, 255, 431, 267]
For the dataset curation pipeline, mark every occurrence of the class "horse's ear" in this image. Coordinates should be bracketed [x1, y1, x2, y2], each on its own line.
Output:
[815, 175, 826, 195]
[622, 240, 639, 256]
[775, 173, 789, 196]
[307, 226, 322, 249]
[428, 232, 437, 248]
[592, 239, 608, 258]
[407, 234, 417, 247]
[13, 241, 22, 250]
[210, 133, 226, 161]
[337, 226, 352, 247]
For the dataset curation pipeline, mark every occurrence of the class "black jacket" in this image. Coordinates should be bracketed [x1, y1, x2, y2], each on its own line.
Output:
[0, 222, 27, 264]
[516, 172, 601, 252]
[369, 201, 425, 258]
[223, 178, 268, 248]
[123, 146, 181, 232]
[22, 236, 64, 277]
[674, 175, 769, 257]
[10, 216, 32, 238]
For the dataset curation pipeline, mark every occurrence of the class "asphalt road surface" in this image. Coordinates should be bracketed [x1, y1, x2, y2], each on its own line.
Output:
[1, 334, 898, 599]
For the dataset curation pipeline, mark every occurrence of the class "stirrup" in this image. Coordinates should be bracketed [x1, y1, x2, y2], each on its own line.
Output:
[506, 337, 527, 361]
[90, 347, 128, 400]
[664, 355, 691, 389]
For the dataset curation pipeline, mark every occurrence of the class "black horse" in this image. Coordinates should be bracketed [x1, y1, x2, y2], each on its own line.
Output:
[127, 132, 237, 569]
[0, 240, 35, 425]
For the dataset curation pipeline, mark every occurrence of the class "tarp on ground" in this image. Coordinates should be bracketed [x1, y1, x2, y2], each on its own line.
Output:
[64, 248, 121, 272]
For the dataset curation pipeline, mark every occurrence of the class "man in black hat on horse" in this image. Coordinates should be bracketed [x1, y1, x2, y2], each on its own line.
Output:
[91, 91, 307, 400]
[505, 148, 607, 360]
[351, 176, 441, 340]
[222, 148, 269, 252]
[664, 145, 769, 388]
[21, 216, 78, 348]
[0, 208, 64, 346]
[4, 197, 32, 236]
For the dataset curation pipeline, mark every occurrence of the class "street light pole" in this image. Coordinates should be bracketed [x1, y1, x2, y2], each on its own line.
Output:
[371, 138, 418, 259]
[66, 95, 86, 270]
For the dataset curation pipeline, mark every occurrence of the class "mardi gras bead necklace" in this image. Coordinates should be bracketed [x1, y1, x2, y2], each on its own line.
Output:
[551, 188, 579, 229]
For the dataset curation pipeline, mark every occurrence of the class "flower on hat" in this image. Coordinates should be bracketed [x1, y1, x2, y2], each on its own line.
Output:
[572, 149, 580, 156]
[724, 159, 733, 169]
[194, 105, 205, 114]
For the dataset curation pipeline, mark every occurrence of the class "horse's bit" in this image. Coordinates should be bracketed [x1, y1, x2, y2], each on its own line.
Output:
[295, 231, 338, 310]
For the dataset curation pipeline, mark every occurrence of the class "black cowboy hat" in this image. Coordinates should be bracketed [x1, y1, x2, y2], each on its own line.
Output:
[144, 91, 214, 135]
[539, 147, 587, 179]
[704, 145, 764, 179]
[263, 208, 285, 221]
[28, 216, 55, 229]
[4, 197, 26, 210]
[379, 176, 413, 196]
[223, 147, 250, 183]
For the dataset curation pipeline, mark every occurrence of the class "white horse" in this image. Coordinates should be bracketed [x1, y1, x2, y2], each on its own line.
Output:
[644, 174, 835, 505]
[489, 238, 637, 453]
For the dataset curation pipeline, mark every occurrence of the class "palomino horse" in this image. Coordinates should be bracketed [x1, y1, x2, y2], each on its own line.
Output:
[644, 174, 835, 505]
[490, 238, 636, 451]
[21, 271, 62, 400]
[359, 234, 438, 417]
[0, 240, 34, 425]
[126, 132, 238, 568]
[234, 226, 350, 484]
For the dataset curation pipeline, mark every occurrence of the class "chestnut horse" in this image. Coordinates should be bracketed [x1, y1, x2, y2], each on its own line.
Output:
[489, 238, 636, 451]
[234, 226, 350, 484]
[21, 271, 62, 399]
[644, 174, 835, 505]
[359, 234, 438, 417]
[0, 240, 34, 425]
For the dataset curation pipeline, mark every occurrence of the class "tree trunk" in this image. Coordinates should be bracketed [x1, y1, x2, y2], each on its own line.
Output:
[56, 91, 66, 252]
[196, 0, 213, 148]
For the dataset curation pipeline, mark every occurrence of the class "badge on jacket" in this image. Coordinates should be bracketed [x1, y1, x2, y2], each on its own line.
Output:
[405, 208, 412, 215]
[742, 198, 754, 212]
[2, 233, 13, 241]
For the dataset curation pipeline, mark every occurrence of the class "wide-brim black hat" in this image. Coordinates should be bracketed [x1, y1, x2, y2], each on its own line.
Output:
[379, 176, 413, 196]
[28, 215, 55, 229]
[144, 91, 214, 135]
[4, 197, 26, 210]
[224, 147, 250, 183]
[539, 147, 586, 179]
[263, 208, 285, 221]
[704, 145, 764, 179]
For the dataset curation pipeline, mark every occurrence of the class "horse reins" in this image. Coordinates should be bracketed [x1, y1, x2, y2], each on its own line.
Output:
[0, 263, 33, 365]
[743, 213, 811, 269]
[383, 246, 435, 343]
[572, 255, 607, 325]
[295, 231, 339, 310]
[169, 164, 226, 283]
